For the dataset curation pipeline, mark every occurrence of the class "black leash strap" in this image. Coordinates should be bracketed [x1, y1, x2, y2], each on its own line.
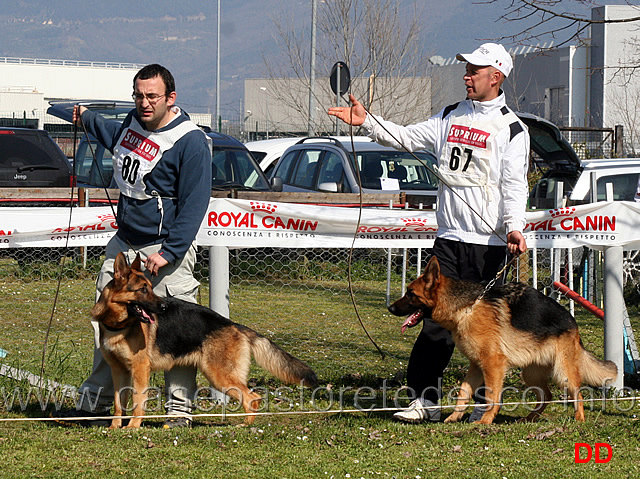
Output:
[39, 122, 80, 386]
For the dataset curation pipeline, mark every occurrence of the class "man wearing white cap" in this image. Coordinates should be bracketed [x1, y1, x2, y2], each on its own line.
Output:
[329, 43, 529, 424]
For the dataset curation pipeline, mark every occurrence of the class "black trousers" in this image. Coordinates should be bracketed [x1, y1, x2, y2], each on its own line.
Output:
[406, 237, 509, 404]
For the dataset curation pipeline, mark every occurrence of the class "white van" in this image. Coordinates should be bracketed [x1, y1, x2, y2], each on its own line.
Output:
[569, 158, 640, 203]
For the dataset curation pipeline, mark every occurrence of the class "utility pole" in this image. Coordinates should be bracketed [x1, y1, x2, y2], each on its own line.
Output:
[308, 0, 317, 136]
[216, 0, 221, 131]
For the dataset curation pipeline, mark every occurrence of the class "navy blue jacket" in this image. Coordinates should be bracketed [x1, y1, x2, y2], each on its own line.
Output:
[81, 108, 211, 263]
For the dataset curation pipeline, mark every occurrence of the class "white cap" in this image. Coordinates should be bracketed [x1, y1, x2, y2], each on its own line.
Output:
[456, 43, 513, 77]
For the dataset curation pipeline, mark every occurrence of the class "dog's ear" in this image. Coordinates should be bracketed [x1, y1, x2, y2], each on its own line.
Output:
[425, 256, 440, 279]
[131, 253, 142, 272]
[423, 256, 441, 291]
[113, 252, 130, 284]
[91, 287, 110, 319]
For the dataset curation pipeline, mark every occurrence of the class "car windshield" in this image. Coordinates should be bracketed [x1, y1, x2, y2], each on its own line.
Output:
[212, 148, 271, 191]
[353, 151, 438, 191]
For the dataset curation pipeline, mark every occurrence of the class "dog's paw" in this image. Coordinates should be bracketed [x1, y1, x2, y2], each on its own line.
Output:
[444, 413, 463, 423]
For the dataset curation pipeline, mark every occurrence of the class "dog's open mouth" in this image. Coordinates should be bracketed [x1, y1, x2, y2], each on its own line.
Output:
[401, 310, 424, 333]
[131, 304, 156, 324]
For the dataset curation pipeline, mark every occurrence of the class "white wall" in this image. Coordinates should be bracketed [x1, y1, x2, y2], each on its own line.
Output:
[599, 5, 640, 128]
[0, 58, 212, 129]
[0, 58, 143, 128]
[0, 59, 141, 101]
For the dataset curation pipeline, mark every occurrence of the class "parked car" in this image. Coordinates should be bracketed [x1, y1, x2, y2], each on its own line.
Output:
[569, 158, 640, 203]
[246, 136, 373, 178]
[208, 130, 271, 191]
[269, 137, 439, 206]
[519, 112, 639, 208]
[47, 101, 271, 191]
[518, 112, 583, 209]
[0, 127, 72, 188]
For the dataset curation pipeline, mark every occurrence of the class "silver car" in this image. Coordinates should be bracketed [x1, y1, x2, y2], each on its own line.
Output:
[270, 137, 439, 207]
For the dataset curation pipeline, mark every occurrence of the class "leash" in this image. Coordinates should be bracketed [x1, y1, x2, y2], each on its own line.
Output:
[340, 95, 524, 299]
[38, 122, 81, 387]
[39, 112, 126, 386]
[340, 88, 523, 356]
[345, 103, 385, 359]
[76, 115, 118, 219]
[472, 254, 519, 307]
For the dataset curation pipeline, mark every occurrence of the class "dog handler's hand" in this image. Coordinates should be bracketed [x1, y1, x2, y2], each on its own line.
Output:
[145, 252, 168, 276]
[506, 231, 527, 255]
[73, 105, 87, 127]
[327, 94, 367, 126]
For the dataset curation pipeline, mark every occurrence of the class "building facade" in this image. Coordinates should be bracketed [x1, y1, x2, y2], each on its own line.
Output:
[0, 58, 212, 129]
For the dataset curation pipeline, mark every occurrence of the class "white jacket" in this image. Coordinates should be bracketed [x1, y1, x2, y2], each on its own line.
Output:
[362, 92, 529, 246]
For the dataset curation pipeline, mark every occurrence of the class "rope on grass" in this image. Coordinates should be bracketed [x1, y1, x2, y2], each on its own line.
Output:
[0, 395, 638, 424]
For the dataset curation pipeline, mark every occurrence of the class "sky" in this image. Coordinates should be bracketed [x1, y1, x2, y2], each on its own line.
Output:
[0, 0, 627, 117]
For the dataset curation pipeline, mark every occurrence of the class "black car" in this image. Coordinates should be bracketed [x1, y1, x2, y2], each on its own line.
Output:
[47, 101, 271, 191]
[0, 127, 72, 187]
[516, 112, 582, 209]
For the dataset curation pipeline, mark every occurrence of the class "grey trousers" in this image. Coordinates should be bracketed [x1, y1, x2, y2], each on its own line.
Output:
[77, 235, 200, 416]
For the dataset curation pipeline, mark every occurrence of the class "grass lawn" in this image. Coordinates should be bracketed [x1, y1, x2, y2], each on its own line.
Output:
[0, 268, 639, 478]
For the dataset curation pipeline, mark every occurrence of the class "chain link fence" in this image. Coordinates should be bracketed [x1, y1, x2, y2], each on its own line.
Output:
[1, 243, 638, 397]
[560, 126, 618, 160]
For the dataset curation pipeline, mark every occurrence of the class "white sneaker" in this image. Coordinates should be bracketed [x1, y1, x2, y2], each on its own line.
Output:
[393, 399, 441, 424]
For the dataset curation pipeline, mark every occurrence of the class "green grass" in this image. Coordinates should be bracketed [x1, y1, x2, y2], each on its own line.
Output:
[0, 267, 639, 477]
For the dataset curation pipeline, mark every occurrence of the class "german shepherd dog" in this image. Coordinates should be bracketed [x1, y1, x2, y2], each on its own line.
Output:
[92, 252, 318, 428]
[388, 256, 617, 424]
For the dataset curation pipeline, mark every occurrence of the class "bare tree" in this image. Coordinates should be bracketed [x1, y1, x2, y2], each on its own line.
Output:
[490, 1, 640, 134]
[488, 0, 640, 49]
[608, 70, 640, 155]
[265, 0, 433, 134]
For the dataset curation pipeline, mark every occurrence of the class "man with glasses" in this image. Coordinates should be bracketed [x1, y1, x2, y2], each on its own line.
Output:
[53, 64, 212, 429]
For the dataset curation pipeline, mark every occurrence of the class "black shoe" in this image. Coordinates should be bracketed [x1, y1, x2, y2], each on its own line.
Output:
[162, 416, 192, 429]
[51, 408, 111, 427]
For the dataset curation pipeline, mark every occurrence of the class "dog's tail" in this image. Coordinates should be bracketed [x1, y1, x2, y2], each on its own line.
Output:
[580, 348, 618, 387]
[244, 328, 318, 387]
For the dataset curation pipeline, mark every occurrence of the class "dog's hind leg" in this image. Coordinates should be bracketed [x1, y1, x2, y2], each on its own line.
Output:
[556, 358, 585, 422]
[521, 365, 552, 422]
[201, 365, 263, 425]
[444, 362, 484, 423]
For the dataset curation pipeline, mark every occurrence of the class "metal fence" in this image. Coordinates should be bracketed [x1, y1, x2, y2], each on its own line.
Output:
[560, 126, 618, 160]
[1, 243, 638, 392]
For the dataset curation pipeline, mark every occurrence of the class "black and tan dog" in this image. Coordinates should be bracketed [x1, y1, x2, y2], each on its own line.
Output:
[92, 252, 318, 428]
[388, 256, 617, 424]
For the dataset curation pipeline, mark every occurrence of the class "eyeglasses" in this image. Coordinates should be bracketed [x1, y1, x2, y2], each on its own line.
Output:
[132, 93, 166, 104]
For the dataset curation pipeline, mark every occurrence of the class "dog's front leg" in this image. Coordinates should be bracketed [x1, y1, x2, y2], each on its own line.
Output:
[124, 360, 151, 428]
[475, 357, 507, 425]
[110, 363, 131, 429]
[444, 362, 483, 423]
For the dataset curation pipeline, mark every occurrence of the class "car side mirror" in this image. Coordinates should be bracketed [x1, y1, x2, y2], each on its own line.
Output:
[318, 182, 340, 193]
[270, 176, 283, 192]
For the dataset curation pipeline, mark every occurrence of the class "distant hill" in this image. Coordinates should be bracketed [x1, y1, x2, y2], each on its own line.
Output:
[0, 0, 593, 118]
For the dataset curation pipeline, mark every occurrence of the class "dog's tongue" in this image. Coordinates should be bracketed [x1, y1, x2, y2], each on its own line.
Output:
[139, 307, 155, 324]
[401, 310, 423, 333]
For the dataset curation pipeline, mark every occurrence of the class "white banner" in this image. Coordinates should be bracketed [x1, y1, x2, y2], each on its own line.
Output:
[0, 207, 117, 248]
[1, 200, 639, 250]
